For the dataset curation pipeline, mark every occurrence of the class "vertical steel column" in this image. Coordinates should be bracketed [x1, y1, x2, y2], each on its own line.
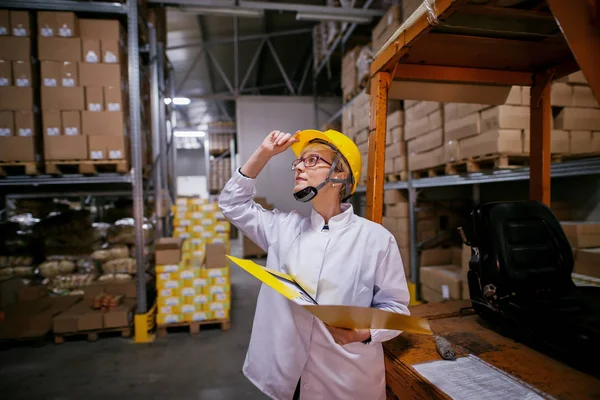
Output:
[530, 72, 552, 205]
[408, 176, 419, 299]
[158, 42, 170, 233]
[149, 24, 163, 237]
[204, 136, 211, 196]
[128, 0, 147, 314]
[168, 66, 178, 201]
[233, 16, 239, 95]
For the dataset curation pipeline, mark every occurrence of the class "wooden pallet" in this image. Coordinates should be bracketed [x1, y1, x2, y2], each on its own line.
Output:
[0, 161, 39, 176]
[156, 319, 231, 337]
[54, 326, 132, 344]
[551, 153, 600, 163]
[45, 160, 129, 175]
[446, 154, 530, 175]
[386, 172, 408, 182]
[412, 164, 447, 179]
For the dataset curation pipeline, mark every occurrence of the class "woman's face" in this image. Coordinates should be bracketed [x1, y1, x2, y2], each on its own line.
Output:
[293, 149, 335, 193]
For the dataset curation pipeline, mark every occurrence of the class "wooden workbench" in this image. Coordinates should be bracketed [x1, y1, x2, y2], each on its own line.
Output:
[384, 301, 600, 399]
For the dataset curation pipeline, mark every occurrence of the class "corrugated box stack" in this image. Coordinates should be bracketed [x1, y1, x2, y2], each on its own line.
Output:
[79, 17, 128, 163]
[561, 221, 600, 280]
[342, 91, 370, 183]
[38, 11, 87, 161]
[371, 5, 402, 54]
[381, 189, 410, 277]
[0, 10, 37, 165]
[385, 109, 406, 177]
[242, 197, 274, 257]
[208, 133, 233, 193]
[172, 197, 231, 252]
[419, 246, 471, 303]
[155, 238, 231, 325]
[405, 101, 446, 173]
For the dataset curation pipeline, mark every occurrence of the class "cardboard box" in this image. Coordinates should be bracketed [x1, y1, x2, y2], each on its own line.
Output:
[12, 61, 32, 87]
[38, 12, 58, 37]
[79, 19, 122, 41]
[444, 140, 460, 163]
[0, 137, 36, 161]
[155, 238, 184, 265]
[0, 277, 26, 308]
[77, 308, 104, 331]
[85, 87, 104, 111]
[445, 113, 481, 141]
[0, 10, 8, 36]
[523, 130, 570, 154]
[104, 87, 123, 112]
[459, 129, 524, 159]
[53, 303, 85, 333]
[420, 248, 453, 267]
[55, 12, 78, 38]
[0, 112, 14, 137]
[372, 5, 402, 51]
[561, 222, 600, 248]
[41, 87, 84, 110]
[43, 111, 61, 136]
[0, 36, 31, 61]
[9, 11, 30, 37]
[82, 39, 101, 63]
[206, 243, 227, 269]
[38, 37, 81, 61]
[103, 303, 134, 329]
[44, 135, 87, 160]
[82, 111, 124, 135]
[420, 265, 462, 301]
[407, 129, 443, 154]
[551, 82, 573, 107]
[554, 108, 600, 131]
[385, 142, 406, 160]
[572, 86, 600, 108]
[404, 117, 430, 141]
[577, 248, 600, 267]
[79, 63, 122, 87]
[101, 40, 121, 64]
[481, 106, 530, 131]
[61, 61, 78, 87]
[570, 131, 593, 154]
[0, 87, 33, 110]
[0, 61, 11, 87]
[385, 202, 409, 218]
[62, 111, 81, 136]
[41, 61, 60, 87]
[88, 135, 127, 160]
[505, 86, 522, 105]
[14, 111, 35, 137]
[408, 146, 445, 171]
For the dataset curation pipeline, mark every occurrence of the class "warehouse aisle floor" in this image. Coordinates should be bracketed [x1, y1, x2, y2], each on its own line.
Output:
[0, 238, 268, 400]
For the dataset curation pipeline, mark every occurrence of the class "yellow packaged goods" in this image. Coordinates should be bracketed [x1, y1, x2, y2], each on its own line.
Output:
[185, 311, 212, 322]
[157, 313, 183, 325]
[190, 198, 208, 205]
[180, 286, 206, 297]
[214, 221, 231, 233]
[204, 267, 229, 278]
[183, 277, 208, 289]
[158, 287, 179, 298]
[179, 269, 201, 280]
[157, 296, 185, 307]
[212, 276, 229, 286]
[155, 263, 183, 273]
[209, 301, 230, 311]
[179, 304, 202, 314]
[188, 294, 212, 305]
[209, 285, 230, 295]
[213, 309, 229, 320]
[176, 198, 188, 206]
[159, 305, 177, 315]
[214, 292, 229, 302]
[174, 231, 191, 239]
[157, 279, 183, 290]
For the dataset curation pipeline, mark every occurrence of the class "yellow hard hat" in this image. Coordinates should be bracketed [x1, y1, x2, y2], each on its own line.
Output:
[291, 129, 362, 194]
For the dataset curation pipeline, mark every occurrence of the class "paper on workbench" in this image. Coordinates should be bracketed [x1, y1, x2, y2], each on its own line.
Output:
[227, 255, 432, 335]
[413, 355, 551, 400]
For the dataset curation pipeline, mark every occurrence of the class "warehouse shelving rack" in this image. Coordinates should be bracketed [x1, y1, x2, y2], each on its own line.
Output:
[0, 0, 173, 315]
[363, 0, 600, 299]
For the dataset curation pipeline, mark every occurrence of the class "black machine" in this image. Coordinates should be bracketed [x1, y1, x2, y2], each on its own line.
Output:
[461, 200, 600, 361]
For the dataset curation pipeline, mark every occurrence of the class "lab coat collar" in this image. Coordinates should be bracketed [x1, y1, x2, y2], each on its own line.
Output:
[310, 203, 354, 232]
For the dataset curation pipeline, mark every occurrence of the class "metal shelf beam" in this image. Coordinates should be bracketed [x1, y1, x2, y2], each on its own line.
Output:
[354, 158, 600, 193]
[0, 174, 131, 187]
[1, 0, 127, 13]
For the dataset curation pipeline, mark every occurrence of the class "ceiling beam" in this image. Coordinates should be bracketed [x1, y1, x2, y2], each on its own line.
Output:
[167, 27, 312, 50]
[153, 0, 385, 17]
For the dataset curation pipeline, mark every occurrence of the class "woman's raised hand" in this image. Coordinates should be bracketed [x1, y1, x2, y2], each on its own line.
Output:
[260, 130, 299, 157]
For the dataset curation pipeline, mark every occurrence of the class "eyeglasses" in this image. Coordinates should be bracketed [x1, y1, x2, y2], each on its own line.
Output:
[291, 155, 332, 171]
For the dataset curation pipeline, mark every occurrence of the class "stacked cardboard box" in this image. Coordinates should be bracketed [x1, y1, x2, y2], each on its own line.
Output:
[210, 157, 232, 193]
[405, 101, 445, 171]
[172, 197, 231, 252]
[79, 18, 128, 162]
[155, 238, 231, 324]
[341, 46, 361, 100]
[371, 5, 402, 53]
[561, 221, 600, 279]
[385, 109, 406, 176]
[382, 189, 410, 277]
[418, 246, 470, 302]
[0, 10, 37, 163]
[342, 91, 370, 182]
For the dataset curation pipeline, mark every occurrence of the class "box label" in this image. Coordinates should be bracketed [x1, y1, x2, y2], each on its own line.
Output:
[208, 269, 226, 278]
[215, 293, 227, 302]
[62, 78, 75, 87]
[159, 288, 176, 297]
[189, 312, 208, 322]
[0, 77, 9, 86]
[13, 27, 27, 37]
[90, 150, 103, 160]
[214, 310, 227, 319]
[0, 27, 7, 35]
[59, 27, 73, 37]
[159, 272, 172, 281]
[46, 127, 60, 136]
[18, 128, 32, 137]
[160, 306, 174, 314]
[16, 78, 29, 87]
[104, 51, 118, 63]
[40, 27, 53, 37]
[209, 302, 225, 311]
[180, 304, 196, 313]
[89, 103, 102, 112]
[192, 295, 208, 304]
[109, 150, 122, 159]
[164, 297, 182, 306]
[192, 278, 207, 287]
[180, 270, 196, 279]
[161, 264, 179, 273]
[65, 127, 79, 136]
[191, 239, 203, 245]
[44, 78, 57, 87]
[214, 276, 227, 285]
[107, 103, 120, 111]
[0, 128, 11, 137]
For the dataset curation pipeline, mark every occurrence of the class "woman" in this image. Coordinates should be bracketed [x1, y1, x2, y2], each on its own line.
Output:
[219, 129, 410, 400]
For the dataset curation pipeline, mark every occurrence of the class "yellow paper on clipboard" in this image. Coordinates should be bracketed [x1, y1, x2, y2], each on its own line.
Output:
[227, 255, 432, 335]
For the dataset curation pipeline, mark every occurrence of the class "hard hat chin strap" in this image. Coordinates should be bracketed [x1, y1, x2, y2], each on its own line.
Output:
[293, 153, 353, 203]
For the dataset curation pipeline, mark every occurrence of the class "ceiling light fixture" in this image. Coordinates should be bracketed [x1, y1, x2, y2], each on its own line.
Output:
[168, 97, 191, 105]
[295, 12, 371, 24]
[174, 130, 206, 138]
[179, 6, 264, 18]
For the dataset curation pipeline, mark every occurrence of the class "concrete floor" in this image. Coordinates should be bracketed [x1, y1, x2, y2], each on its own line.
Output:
[0, 239, 269, 400]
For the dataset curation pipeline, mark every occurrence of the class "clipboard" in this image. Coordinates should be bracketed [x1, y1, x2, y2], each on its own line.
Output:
[227, 255, 432, 335]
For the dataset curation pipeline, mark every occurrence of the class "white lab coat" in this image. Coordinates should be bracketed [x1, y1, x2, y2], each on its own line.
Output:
[219, 170, 410, 400]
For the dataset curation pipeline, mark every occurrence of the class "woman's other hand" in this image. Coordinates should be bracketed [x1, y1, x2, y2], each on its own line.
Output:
[326, 325, 371, 346]
[260, 130, 299, 158]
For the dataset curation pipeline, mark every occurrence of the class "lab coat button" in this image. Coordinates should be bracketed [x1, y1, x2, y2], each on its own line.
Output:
[303, 383, 310, 390]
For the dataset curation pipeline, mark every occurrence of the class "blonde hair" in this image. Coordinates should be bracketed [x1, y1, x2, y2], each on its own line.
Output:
[300, 141, 352, 201]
